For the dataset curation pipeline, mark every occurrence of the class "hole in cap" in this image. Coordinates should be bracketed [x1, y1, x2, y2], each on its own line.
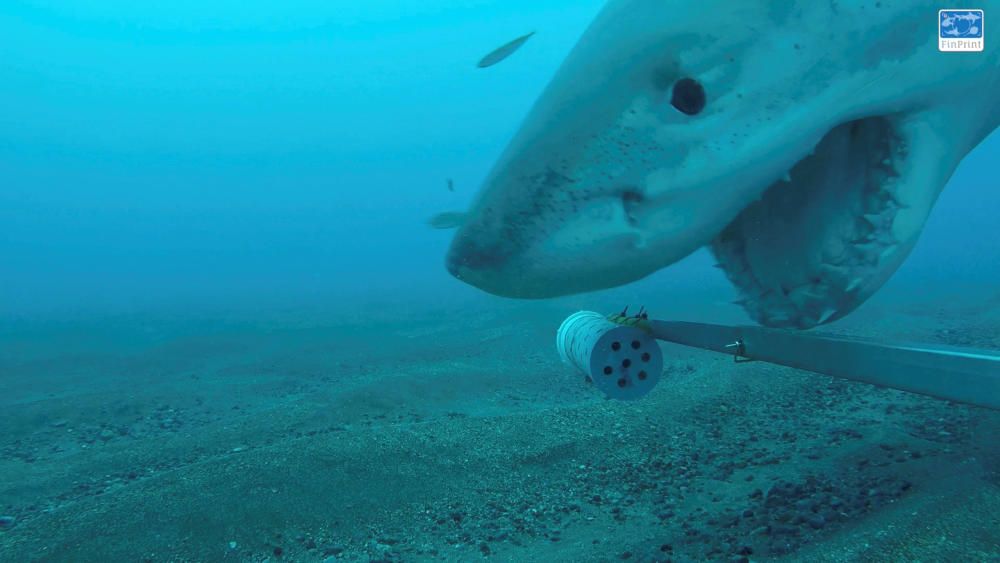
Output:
[617, 378, 627, 388]
[638, 371, 647, 380]
[631, 340, 641, 349]
[603, 366, 613, 375]
[641, 352, 651, 362]
[622, 358, 632, 368]
[611, 341, 621, 351]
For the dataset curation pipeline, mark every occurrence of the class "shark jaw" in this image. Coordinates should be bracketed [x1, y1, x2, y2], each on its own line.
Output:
[712, 101, 997, 329]
[446, 0, 1000, 328]
[712, 114, 916, 328]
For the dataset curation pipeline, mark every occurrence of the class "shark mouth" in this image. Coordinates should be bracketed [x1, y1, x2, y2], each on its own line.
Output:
[710, 115, 913, 329]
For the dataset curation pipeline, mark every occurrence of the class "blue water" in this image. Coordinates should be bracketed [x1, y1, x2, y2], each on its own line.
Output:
[0, 1, 596, 317]
[1, 2, 998, 561]
[3, 1, 999, 318]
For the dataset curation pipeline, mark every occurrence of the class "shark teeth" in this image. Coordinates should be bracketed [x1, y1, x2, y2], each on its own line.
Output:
[874, 229, 898, 246]
[854, 220, 877, 240]
[845, 277, 865, 292]
[710, 115, 909, 329]
[852, 241, 883, 262]
[885, 188, 908, 208]
[816, 307, 838, 325]
[862, 213, 883, 227]
[817, 263, 849, 286]
[758, 308, 792, 326]
[786, 284, 826, 304]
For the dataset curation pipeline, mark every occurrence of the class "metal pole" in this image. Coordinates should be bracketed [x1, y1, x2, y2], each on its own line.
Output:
[649, 320, 1000, 411]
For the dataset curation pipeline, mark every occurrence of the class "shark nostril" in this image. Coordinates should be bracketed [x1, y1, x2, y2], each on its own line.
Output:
[447, 235, 509, 275]
[622, 190, 643, 203]
[621, 189, 644, 226]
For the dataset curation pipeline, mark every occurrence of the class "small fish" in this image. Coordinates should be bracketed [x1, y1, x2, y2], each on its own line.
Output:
[447, 178, 454, 192]
[477, 32, 535, 68]
[427, 211, 466, 230]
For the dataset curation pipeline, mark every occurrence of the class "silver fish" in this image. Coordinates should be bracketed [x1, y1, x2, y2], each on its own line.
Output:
[477, 32, 535, 68]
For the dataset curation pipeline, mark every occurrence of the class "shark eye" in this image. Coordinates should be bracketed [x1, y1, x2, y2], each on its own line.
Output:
[671, 78, 706, 115]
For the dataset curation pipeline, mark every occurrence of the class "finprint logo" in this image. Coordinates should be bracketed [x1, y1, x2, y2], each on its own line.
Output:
[939, 9, 984, 51]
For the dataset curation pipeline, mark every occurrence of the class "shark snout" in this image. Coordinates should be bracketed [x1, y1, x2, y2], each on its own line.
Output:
[446, 216, 572, 298]
[445, 229, 511, 286]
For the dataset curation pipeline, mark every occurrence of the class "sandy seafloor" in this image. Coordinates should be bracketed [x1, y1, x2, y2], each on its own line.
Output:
[1, 285, 998, 562]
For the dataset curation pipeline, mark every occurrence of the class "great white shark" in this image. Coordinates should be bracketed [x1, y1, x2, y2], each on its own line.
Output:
[445, 1, 1000, 329]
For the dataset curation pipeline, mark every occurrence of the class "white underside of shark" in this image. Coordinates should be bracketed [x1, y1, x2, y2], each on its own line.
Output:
[446, 0, 1000, 329]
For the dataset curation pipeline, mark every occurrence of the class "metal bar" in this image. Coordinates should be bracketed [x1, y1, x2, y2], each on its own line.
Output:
[649, 320, 1000, 411]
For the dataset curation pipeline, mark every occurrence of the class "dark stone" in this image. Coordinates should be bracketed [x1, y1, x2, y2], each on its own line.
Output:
[807, 515, 826, 529]
[772, 525, 800, 536]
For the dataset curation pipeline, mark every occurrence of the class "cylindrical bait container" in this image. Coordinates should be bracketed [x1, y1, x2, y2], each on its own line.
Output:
[556, 311, 663, 400]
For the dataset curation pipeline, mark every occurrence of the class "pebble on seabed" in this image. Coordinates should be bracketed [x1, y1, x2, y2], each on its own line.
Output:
[0, 516, 16, 529]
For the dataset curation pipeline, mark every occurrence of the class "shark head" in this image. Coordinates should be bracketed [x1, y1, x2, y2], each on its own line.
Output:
[447, 0, 999, 328]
